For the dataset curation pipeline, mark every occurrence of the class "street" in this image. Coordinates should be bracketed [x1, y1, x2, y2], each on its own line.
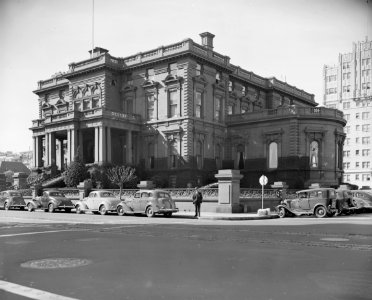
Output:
[0, 210, 371, 300]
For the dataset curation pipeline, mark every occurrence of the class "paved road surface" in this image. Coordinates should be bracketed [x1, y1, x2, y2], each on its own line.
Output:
[0, 210, 371, 300]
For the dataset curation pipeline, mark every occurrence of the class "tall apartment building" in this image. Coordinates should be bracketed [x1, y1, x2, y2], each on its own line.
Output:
[323, 37, 372, 189]
[31, 33, 346, 188]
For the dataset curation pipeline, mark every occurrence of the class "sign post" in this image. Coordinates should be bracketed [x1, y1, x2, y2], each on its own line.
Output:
[259, 175, 268, 209]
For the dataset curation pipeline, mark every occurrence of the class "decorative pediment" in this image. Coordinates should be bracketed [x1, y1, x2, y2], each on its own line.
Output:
[72, 82, 101, 99]
[55, 98, 67, 106]
[263, 129, 284, 143]
[41, 102, 51, 109]
[142, 80, 159, 89]
[213, 81, 225, 91]
[163, 74, 182, 86]
[193, 75, 208, 87]
[304, 127, 326, 141]
[163, 125, 183, 141]
[121, 84, 137, 93]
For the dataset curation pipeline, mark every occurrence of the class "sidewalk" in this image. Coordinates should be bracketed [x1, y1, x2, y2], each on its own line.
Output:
[173, 211, 279, 220]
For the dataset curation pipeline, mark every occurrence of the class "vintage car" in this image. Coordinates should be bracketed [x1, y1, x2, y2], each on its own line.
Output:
[27, 190, 75, 213]
[335, 189, 356, 215]
[75, 190, 121, 215]
[276, 188, 338, 218]
[116, 189, 179, 217]
[0, 190, 26, 210]
[350, 190, 372, 212]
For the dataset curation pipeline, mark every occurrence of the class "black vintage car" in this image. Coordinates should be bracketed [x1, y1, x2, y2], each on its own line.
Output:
[276, 188, 339, 218]
[0, 190, 26, 210]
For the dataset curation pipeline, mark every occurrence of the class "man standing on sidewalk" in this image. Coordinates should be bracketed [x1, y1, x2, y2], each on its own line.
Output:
[192, 187, 203, 218]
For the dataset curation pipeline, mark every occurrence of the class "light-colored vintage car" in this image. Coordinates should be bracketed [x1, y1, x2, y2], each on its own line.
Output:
[0, 190, 26, 210]
[75, 190, 121, 215]
[117, 189, 179, 217]
[350, 190, 372, 212]
[276, 188, 338, 218]
[26, 190, 75, 213]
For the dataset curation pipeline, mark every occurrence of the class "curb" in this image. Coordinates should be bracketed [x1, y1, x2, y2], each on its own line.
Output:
[173, 214, 279, 221]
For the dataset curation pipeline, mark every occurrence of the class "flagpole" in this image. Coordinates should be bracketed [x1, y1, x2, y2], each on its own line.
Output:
[92, 0, 95, 55]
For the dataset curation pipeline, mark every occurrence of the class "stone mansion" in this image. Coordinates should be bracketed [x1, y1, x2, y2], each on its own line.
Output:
[31, 33, 346, 188]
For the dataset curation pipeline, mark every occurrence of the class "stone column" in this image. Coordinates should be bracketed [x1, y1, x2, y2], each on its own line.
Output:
[67, 129, 77, 165]
[215, 169, 243, 213]
[98, 126, 106, 163]
[94, 127, 99, 163]
[107, 127, 112, 163]
[78, 130, 84, 161]
[126, 130, 132, 165]
[45, 133, 50, 166]
[50, 132, 56, 167]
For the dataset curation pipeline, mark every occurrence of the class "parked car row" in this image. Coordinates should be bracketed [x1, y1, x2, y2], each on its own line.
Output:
[276, 188, 372, 218]
[0, 189, 179, 218]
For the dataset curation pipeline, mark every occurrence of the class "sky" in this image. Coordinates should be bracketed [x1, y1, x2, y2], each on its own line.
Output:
[0, 0, 371, 153]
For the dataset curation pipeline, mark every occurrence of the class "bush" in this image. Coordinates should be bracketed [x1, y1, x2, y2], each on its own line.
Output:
[63, 158, 87, 187]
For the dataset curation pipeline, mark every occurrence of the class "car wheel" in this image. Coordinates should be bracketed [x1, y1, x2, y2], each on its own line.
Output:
[117, 206, 125, 216]
[164, 212, 172, 218]
[352, 199, 358, 208]
[48, 203, 54, 213]
[99, 205, 107, 215]
[278, 207, 286, 218]
[75, 205, 82, 214]
[315, 206, 326, 218]
[146, 206, 155, 218]
[27, 203, 34, 212]
[4, 202, 9, 210]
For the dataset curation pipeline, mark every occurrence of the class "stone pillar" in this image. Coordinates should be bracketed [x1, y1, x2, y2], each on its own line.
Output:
[99, 126, 106, 163]
[50, 132, 56, 167]
[68, 128, 77, 162]
[45, 133, 50, 166]
[215, 169, 243, 213]
[107, 127, 112, 163]
[94, 127, 99, 163]
[33, 136, 43, 168]
[78, 130, 84, 161]
[126, 130, 132, 165]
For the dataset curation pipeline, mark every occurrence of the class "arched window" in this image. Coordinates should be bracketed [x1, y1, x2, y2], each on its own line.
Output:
[237, 144, 244, 170]
[148, 142, 155, 169]
[310, 141, 319, 168]
[196, 140, 203, 169]
[269, 142, 278, 169]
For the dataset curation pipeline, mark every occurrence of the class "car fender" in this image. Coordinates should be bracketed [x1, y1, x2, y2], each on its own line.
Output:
[313, 204, 329, 214]
[25, 199, 40, 209]
[117, 201, 132, 213]
[75, 201, 88, 212]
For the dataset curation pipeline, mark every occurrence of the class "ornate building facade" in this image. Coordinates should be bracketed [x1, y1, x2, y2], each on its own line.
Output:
[323, 37, 372, 189]
[31, 33, 346, 188]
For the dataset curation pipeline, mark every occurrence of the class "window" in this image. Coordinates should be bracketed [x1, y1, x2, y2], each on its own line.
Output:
[310, 141, 319, 168]
[237, 144, 245, 169]
[146, 94, 155, 120]
[168, 90, 178, 118]
[227, 104, 234, 115]
[356, 137, 360, 144]
[92, 98, 100, 109]
[269, 142, 278, 169]
[362, 137, 370, 144]
[356, 162, 360, 168]
[356, 150, 360, 156]
[344, 114, 350, 121]
[228, 81, 233, 92]
[215, 96, 222, 121]
[216, 71, 221, 83]
[126, 73, 133, 85]
[343, 151, 350, 157]
[196, 63, 202, 76]
[356, 125, 360, 131]
[343, 102, 350, 109]
[148, 143, 155, 169]
[356, 174, 359, 180]
[195, 91, 203, 118]
[146, 68, 155, 81]
[196, 140, 203, 169]
[242, 86, 246, 96]
[356, 113, 360, 119]
[215, 144, 222, 169]
[169, 63, 177, 76]
[345, 126, 350, 134]
[362, 149, 370, 156]
[362, 174, 370, 181]
[362, 124, 370, 132]
[346, 138, 350, 145]
[362, 112, 369, 120]
[343, 162, 350, 169]
[83, 99, 90, 110]
[362, 162, 370, 168]
[169, 141, 177, 168]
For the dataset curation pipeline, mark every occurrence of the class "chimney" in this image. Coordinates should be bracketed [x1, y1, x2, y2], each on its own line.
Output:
[89, 47, 109, 58]
[200, 32, 215, 51]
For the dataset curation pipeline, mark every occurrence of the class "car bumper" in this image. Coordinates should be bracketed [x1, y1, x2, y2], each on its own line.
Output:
[56, 205, 75, 209]
[157, 208, 179, 214]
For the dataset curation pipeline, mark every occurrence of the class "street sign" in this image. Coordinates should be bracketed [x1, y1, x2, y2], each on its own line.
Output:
[259, 175, 268, 186]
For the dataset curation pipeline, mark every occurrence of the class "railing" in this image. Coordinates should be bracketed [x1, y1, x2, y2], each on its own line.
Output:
[226, 106, 345, 124]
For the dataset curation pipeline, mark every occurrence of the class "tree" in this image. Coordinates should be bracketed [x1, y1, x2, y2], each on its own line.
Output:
[107, 166, 137, 199]
[63, 153, 87, 187]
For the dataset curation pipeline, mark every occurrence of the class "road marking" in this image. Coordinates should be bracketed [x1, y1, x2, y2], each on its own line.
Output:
[0, 229, 81, 238]
[0, 279, 79, 300]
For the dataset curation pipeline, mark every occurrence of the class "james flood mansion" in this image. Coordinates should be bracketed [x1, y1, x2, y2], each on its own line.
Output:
[30, 33, 346, 188]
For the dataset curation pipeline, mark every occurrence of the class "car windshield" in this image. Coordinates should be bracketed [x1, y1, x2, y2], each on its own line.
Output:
[100, 192, 114, 197]
[49, 192, 64, 197]
[9, 192, 21, 197]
